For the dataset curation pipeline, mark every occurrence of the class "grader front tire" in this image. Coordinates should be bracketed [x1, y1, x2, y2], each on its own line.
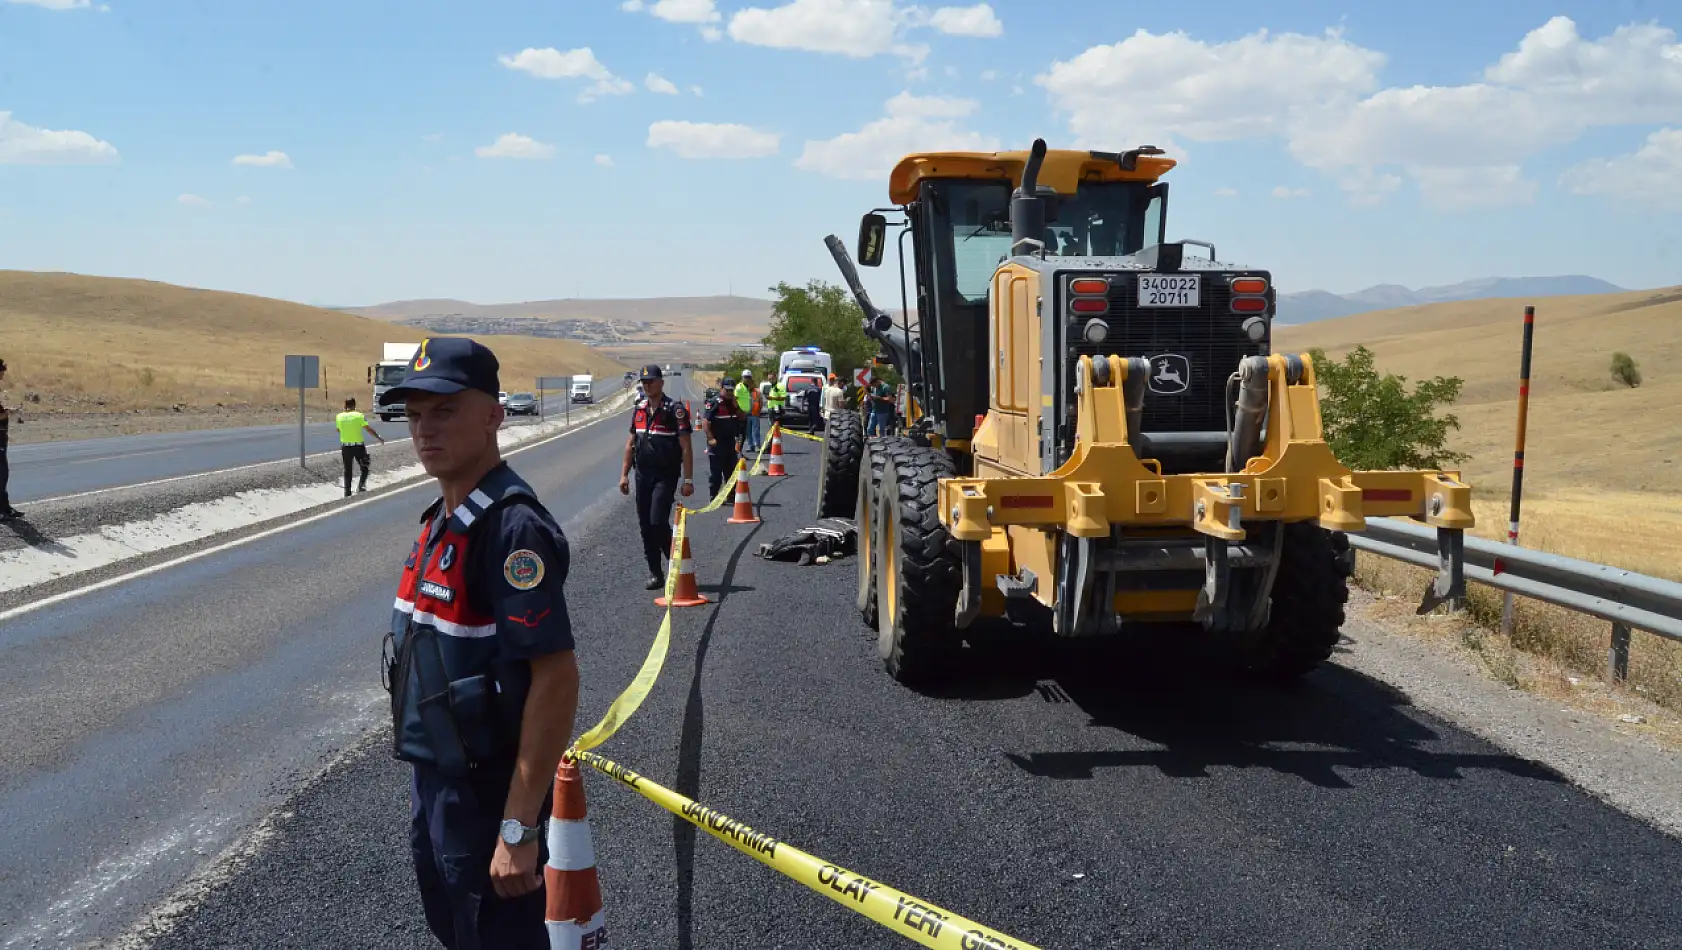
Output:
[816, 411, 864, 519]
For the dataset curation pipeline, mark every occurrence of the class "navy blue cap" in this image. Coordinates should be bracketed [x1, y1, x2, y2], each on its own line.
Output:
[378, 337, 501, 406]
[639, 363, 664, 381]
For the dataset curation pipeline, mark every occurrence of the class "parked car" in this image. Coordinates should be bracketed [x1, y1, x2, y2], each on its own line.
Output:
[497, 391, 509, 407]
[505, 392, 538, 416]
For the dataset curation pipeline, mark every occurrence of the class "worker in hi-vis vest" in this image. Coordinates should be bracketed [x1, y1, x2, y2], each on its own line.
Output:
[336, 397, 387, 496]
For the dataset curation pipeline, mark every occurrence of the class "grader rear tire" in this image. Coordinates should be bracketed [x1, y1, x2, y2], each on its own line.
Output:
[875, 449, 962, 687]
[816, 411, 864, 519]
[1239, 522, 1349, 679]
[856, 436, 915, 626]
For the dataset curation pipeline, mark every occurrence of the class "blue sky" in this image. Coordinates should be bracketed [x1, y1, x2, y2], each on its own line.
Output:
[1, 0, 1679, 308]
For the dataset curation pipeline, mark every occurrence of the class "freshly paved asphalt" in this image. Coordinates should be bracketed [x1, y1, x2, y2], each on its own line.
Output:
[5, 384, 609, 505]
[6, 393, 1682, 949]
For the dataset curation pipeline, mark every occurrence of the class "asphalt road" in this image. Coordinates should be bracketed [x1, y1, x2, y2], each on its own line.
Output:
[58, 430, 1679, 948]
[4, 384, 610, 505]
[0, 378, 670, 950]
[6, 398, 1681, 949]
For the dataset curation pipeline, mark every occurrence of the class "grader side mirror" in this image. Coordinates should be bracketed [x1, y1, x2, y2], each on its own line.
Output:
[366, 366, 372, 384]
[857, 213, 887, 268]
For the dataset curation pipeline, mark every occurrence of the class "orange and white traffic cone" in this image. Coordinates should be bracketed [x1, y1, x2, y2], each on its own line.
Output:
[655, 531, 710, 607]
[726, 468, 760, 524]
[767, 424, 788, 477]
[545, 759, 612, 950]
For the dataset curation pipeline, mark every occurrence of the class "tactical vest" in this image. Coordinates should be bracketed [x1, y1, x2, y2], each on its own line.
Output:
[383, 465, 556, 777]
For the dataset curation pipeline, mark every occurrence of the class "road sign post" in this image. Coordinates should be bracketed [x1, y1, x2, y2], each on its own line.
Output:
[285, 355, 321, 468]
[538, 376, 572, 426]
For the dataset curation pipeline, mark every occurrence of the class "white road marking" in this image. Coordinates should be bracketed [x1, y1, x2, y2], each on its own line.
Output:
[24, 435, 415, 505]
[0, 393, 634, 621]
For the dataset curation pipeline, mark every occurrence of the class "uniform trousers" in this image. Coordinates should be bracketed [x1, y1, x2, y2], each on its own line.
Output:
[634, 467, 679, 575]
[410, 761, 552, 950]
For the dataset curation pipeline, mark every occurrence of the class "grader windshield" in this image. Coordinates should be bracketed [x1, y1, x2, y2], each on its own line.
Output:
[936, 179, 1159, 303]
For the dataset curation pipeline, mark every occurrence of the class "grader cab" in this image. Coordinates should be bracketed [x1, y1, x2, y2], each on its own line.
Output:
[818, 139, 1474, 686]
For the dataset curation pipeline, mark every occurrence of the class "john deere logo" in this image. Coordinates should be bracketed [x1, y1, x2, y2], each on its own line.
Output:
[413, 339, 432, 371]
[1149, 354, 1190, 395]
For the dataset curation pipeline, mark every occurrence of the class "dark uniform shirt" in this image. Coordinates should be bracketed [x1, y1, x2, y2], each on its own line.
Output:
[703, 391, 741, 446]
[629, 394, 692, 473]
[389, 462, 573, 773]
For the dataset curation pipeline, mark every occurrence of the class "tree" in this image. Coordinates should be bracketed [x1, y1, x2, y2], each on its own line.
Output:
[760, 279, 878, 379]
[1309, 346, 1469, 470]
[1611, 351, 1642, 388]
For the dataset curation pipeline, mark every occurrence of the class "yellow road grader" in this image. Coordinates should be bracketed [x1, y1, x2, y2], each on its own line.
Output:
[817, 139, 1474, 687]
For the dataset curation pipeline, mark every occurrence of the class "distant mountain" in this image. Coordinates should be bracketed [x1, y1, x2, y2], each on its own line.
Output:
[1276, 276, 1627, 324]
[339, 294, 774, 349]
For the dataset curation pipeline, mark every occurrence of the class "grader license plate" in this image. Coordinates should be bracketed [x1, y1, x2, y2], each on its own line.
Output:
[1138, 274, 1200, 307]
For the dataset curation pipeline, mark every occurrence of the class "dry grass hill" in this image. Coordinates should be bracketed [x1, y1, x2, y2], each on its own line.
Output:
[344, 294, 773, 367]
[0, 271, 628, 435]
[1277, 285, 1682, 580]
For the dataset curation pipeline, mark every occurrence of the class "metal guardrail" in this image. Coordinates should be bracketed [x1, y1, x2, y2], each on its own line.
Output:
[1349, 517, 1682, 684]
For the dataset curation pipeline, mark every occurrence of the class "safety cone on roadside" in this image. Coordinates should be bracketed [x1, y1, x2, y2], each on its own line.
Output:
[655, 532, 710, 607]
[767, 424, 788, 477]
[545, 759, 612, 950]
[726, 468, 761, 524]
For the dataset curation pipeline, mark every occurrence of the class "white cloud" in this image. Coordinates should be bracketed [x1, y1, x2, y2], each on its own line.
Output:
[728, 0, 929, 60]
[474, 133, 557, 160]
[620, 0, 644, 9]
[236, 195, 251, 205]
[929, 4, 1001, 38]
[422, 132, 445, 143]
[701, 26, 723, 41]
[645, 72, 681, 95]
[795, 90, 999, 180]
[1042, 17, 1682, 210]
[1038, 27, 1384, 149]
[583, 77, 635, 101]
[690, 85, 705, 96]
[979, 69, 997, 81]
[232, 150, 292, 169]
[1408, 165, 1536, 210]
[0, 111, 119, 164]
[1270, 186, 1309, 199]
[177, 194, 209, 206]
[1215, 187, 1238, 197]
[647, 120, 781, 158]
[500, 46, 612, 79]
[1561, 128, 1682, 211]
[595, 154, 616, 167]
[648, 0, 720, 23]
[7, 0, 92, 9]
[499, 47, 634, 102]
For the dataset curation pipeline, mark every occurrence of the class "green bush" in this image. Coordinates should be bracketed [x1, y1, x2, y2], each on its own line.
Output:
[1611, 351, 1642, 388]
[1309, 345, 1469, 470]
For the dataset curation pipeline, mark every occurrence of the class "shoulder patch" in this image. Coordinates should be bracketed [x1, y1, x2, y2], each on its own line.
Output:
[503, 549, 546, 589]
[404, 540, 420, 570]
[438, 543, 456, 572]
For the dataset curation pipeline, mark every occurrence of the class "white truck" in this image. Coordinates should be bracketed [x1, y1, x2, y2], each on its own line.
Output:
[570, 375, 594, 404]
[371, 342, 421, 421]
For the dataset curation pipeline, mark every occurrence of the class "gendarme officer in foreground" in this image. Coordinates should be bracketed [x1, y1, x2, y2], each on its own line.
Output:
[619, 363, 694, 589]
[378, 337, 580, 949]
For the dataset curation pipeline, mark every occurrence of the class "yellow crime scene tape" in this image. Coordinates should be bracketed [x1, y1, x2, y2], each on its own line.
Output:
[568, 457, 743, 753]
[782, 428, 824, 442]
[569, 750, 1045, 950]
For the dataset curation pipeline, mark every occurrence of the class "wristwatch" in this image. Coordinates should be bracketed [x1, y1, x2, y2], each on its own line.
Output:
[499, 818, 544, 847]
